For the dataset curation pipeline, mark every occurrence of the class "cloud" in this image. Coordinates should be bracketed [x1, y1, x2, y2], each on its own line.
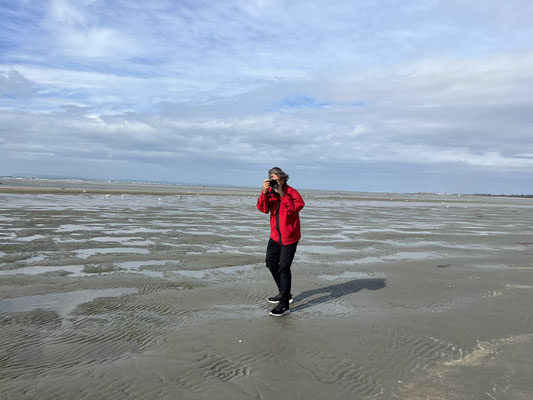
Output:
[0, 70, 36, 97]
[148, 49, 533, 174]
[3, 48, 533, 174]
[438, 0, 533, 30]
[40, 0, 141, 59]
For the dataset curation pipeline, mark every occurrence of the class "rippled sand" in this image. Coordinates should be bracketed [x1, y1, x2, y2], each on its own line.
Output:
[1, 179, 533, 399]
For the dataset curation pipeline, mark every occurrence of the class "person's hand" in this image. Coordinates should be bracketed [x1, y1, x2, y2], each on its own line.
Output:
[263, 179, 270, 194]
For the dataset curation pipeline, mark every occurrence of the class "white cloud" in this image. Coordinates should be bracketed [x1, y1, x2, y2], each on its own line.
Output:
[0, 70, 35, 97]
[42, 0, 141, 59]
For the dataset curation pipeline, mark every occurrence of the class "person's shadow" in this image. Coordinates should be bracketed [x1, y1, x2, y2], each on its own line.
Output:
[292, 278, 386, 312]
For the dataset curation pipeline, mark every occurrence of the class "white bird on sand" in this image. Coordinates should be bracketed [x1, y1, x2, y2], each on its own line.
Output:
[105, 194, 111, 198]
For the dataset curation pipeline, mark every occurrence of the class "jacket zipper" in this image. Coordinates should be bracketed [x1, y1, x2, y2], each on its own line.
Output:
[275, 199, 282, 245]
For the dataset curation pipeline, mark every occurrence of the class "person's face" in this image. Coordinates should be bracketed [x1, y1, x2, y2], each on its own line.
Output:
[269, 174, 285, 187]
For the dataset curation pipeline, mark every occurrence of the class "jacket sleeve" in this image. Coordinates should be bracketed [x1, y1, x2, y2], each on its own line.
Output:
[256, 191, 271, 214]
[281, 188, 305, 215]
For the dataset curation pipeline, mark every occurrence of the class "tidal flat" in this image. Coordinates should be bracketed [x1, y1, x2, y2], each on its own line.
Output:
[1, 179, 532, 399]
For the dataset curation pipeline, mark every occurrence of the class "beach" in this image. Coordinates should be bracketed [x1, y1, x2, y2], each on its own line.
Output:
[1, 178, 532, 399]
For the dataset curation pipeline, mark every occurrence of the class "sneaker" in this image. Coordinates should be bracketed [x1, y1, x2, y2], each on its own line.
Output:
[269, 304, 291, 317]
[267, 294, 293, 304]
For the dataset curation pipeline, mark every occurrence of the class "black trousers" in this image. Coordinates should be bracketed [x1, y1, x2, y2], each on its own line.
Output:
[265, 238, 298, 308]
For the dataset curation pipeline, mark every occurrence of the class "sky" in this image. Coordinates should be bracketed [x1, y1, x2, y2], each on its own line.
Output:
[1, 0, 533, 194]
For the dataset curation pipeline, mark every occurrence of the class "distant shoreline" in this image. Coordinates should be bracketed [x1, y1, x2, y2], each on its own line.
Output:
[0, 176, 532, 198]
[0, 177, 257, 196]
[474, 193, 533, 199]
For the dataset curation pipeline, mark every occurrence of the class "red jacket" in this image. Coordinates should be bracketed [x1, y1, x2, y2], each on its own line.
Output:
[257, 184, 305, 245]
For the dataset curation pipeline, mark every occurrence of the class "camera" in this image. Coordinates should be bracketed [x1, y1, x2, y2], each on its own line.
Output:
[268, 179, 278, 188]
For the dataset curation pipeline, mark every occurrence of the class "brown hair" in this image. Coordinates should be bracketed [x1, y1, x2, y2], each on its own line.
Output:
[268, 167, 289, 181]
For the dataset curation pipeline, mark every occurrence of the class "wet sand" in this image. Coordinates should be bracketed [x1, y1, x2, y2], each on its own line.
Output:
[1, 179, 532, 399]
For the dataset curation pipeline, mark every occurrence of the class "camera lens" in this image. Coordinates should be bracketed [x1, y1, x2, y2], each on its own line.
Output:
[269, 179, 278, 188]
